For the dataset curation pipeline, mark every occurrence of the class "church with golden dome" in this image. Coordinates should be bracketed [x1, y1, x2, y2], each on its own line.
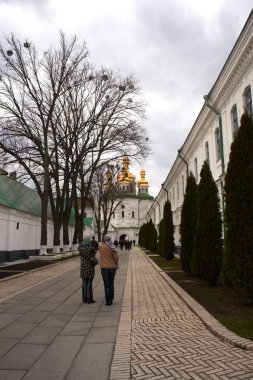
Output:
[106, 156, 154, 243]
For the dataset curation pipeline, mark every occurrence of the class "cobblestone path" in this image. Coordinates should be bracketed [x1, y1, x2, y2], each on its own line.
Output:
[130, 248, 253, 379]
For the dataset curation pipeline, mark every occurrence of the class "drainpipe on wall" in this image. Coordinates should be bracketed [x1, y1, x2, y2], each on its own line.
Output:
[203, 94, 225, 237]
[161, 183, 169, 201]
[203, 95, 225, 174]
[177, 149, 189, 177]
[153, 198, 161, 222]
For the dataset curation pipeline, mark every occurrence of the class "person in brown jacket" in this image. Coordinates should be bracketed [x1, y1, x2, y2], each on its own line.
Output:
[99, 234, 119, 306]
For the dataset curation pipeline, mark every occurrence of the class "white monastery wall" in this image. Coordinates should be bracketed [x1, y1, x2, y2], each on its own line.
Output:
[147, 12, 253, 247]
[0, 204, 75, 262]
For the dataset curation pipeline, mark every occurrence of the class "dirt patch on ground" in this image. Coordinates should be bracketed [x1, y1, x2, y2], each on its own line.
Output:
[0, 260, 59, 279]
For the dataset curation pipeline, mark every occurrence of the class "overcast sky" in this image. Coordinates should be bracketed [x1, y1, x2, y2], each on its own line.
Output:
[0, 0, 252, 196]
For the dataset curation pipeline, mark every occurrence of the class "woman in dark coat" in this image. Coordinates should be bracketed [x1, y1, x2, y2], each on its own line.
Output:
[79, 237, 97, 304]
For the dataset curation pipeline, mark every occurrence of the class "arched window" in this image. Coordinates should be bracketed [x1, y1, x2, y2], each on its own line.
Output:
[215, 128, 221, 161]
[205, 141, 210, 165]
[132, 211, 134, 218]
[244, 86, 252, 117]
[231, 104, 239, 136]
[194, 158, 198, 182]
[122, 211, 124, 218]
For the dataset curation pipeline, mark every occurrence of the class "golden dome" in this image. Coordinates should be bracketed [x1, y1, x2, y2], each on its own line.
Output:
[138, 168, 148, 186]
[118, 156, 136, 183]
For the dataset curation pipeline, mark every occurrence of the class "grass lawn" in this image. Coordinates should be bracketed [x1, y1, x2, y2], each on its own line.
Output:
[145, 251, 253, 341]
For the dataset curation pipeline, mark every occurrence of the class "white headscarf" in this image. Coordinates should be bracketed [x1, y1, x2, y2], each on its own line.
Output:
[104, 234, 117, 251]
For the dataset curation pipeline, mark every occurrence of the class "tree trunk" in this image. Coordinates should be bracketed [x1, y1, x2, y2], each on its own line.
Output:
[53, 217, 61, 247]
[63, 212, 70, 245]
[78, 214, 84, 243]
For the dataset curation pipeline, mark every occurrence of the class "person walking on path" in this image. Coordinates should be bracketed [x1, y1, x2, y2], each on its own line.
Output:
[99, 234, 119, 306]
[79, 236, 98, 304]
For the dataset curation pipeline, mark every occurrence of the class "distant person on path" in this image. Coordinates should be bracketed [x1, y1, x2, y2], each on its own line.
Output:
[114, 239, 119, 248]
[99, 234, 119, 306]
[91, 236, 99, 252]
[119, 239, 124, 250]
[79, 237, 97, 304]
[133, 239, 136, 246]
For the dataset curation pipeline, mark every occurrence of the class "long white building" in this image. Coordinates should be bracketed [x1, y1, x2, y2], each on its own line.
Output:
[147, 10, 253, 247]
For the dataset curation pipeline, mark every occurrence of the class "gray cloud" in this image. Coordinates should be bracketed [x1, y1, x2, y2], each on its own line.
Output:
[0, 0, 252, 196]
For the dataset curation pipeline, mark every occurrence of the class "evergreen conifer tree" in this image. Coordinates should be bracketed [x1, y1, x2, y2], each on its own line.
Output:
[149, 220, 158, 252]
[158, 219, 164, 256]
[138, 223, 145, 246]
[145, 220, 152, 250]
[180, 173, 197, 274]
[191, 161, 222, 284]
[224, 112, 253, 304]
[161, 200, 175, 260]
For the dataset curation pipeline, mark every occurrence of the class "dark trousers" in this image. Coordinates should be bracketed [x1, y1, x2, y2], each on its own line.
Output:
[101, 268, 116, 304]
[82, 279, 94, 303]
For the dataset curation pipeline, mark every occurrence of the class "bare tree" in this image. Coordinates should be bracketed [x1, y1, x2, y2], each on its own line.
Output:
[89, 164, 123, 242]
[54, 68, 150, 246]
[0, 33, 89, 252]
[0, 33, 150, 253]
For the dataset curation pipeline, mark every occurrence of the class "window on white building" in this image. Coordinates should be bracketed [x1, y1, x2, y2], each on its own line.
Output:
[231, 104, 239, 136]
[122, 211, 124, 218]
[215, 128, 221, 161]
[194, 158, 198, 182]
[182, 175, 184, 195]
[132, 211, 134, 218]
[244, 86, 252, 117]
[205, 141, 210, 165]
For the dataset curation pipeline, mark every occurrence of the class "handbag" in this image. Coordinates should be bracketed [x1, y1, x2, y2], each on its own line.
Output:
[91, 256, 98, 266]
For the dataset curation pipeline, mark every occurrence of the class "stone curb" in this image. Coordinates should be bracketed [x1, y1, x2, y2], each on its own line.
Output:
[110, 249, 132, 380]
[143, 250, 253, 352]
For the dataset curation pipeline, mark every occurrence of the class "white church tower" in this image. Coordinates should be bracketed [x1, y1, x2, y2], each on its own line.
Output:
[137, 168, 149, 194]
[108, 157, 154, 242]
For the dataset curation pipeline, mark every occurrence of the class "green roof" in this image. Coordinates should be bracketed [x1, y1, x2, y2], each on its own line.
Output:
[0, 175, 76, 225]
[0, 175, 44, 217]
[137, 193, 154, 200]
[117, 192, 154, 200]
[84, 217, 93, 226]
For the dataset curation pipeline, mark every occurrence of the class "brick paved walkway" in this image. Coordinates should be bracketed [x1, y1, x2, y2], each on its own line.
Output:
[111, 247, 253, 380]
[1, 248, 253, 379]
[0, 259, 80, 302]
